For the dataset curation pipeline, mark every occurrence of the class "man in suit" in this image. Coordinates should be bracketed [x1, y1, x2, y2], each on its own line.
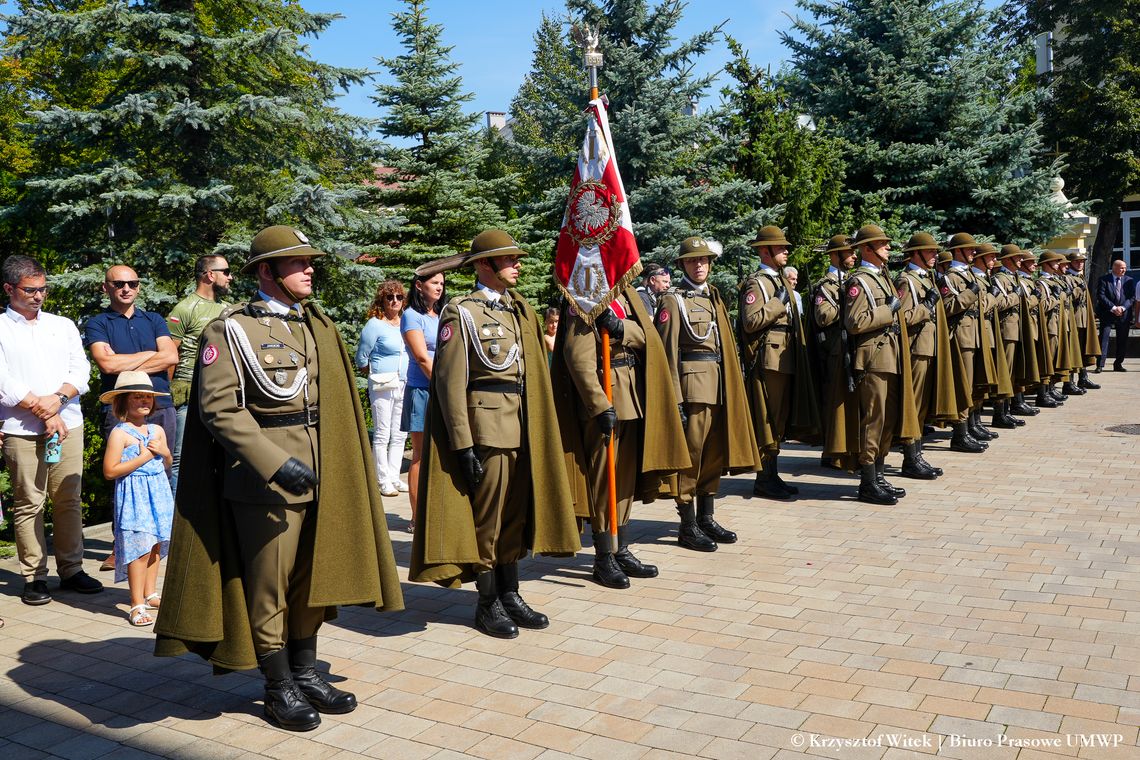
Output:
[1096, 259, 1134, 372]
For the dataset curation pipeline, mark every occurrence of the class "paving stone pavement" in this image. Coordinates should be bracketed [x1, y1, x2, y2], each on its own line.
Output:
[2, 369, 1139, 760]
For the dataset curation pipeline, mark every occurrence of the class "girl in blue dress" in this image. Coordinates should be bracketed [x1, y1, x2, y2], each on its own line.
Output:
[100, 371, 174, 626]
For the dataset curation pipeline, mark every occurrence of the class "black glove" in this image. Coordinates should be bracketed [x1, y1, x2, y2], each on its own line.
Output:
[921, 287, 940, 310]
[595, 307, 624, 341]
[775, 286, 790, 305]
[933, 271, 948, 290]
[888, 296, 902, 314]
[1051, 284, 1062, 297]
[989, 283, 1002, 296]
[596, 407, 617, 438]
[456, 447, 484, 493]
[967, 279, 980, 294]
[677, 403, 688, 431]
[270, 457, 318, 496]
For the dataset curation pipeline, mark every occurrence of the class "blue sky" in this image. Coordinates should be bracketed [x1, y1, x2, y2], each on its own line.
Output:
[300, 0, 801, 122]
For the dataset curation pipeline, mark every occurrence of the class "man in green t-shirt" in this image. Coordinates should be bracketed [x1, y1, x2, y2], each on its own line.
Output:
[167, 254, 232, 493]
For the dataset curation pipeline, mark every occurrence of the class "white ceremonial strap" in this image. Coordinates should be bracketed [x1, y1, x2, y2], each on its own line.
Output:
[223, 318, 309, 404]
[457, 305, 521, 372]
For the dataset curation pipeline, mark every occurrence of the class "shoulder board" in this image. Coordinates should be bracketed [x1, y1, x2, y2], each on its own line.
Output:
[219, 302, 248, 319]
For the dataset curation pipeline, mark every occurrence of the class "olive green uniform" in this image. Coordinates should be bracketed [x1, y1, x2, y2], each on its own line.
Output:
[942, 263, 981, 417]
[844, 264, 902, 465]
[434, 288, 530, 572]
[895, 265, 937, 424]
[560, 292, 645, 531]
[197, 298, 325, 654]
[656, 279, 727, 501]
[740, 266, 794, 450]
[992, 267, 1022, 382]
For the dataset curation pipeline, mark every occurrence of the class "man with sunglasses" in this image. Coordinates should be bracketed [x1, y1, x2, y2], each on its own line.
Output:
[0, 255, 98, 605]
[166, 255, 233, 495]
[84, 265, 179, 569]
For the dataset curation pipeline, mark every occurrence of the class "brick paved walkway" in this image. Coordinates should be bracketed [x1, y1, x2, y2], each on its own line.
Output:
[2, 369, 1139, 760]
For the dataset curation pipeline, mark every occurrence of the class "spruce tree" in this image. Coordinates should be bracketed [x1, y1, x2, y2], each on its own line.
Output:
[1, 0, 382, 320]
[369, 0, 517, 294]
[509, 0, 774, 299]
[783, 0, 1067, 247]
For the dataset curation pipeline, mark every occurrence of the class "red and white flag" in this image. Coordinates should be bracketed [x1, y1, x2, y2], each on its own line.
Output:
[554, 97, 641, 321]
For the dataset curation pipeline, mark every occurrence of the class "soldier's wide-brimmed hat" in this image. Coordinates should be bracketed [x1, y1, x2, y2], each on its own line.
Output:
[852, 224, 891, 247]
[937, 250, 954, 264]
[748, 225, 791, 248]
[975, 242, 998, 257]
[824, 235, 853, 255]
[414, 229, 528, 278]
[241, 225, 327, 274]
[945, 232, 978, 250]
[98, 370, 170, 404]
[998, 244, 1024, 261]
[1039, 250, 1067, 264]
[902, 232, 940, 252]
[675, 236, 721, 262]
[1068, 250, 1088, 261]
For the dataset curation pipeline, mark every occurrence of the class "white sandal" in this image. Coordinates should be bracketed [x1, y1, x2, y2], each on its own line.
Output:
[128, 605, 153, 627]
[144, 593, 162, 609]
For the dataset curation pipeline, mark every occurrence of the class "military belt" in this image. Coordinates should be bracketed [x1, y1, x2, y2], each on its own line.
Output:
[598, 354, 637, 369]
[1000, 308, 1018, 317]
[681, 351, 721, 362]
[469, 380, 523, 394]
[252, 406, 319, 428]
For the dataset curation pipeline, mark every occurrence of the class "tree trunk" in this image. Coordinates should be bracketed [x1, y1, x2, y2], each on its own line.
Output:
[1089, 209, 1121, 284]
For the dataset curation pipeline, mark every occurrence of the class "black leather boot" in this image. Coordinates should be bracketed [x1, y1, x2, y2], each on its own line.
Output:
[858, 463, 897, 505]
[289, 637, 357, 714]
[970, 410, 997, 440]
[697, 495, 737, 544]
[753, 458, 793, 499]
[615, 525, 657, 578]
[1010, 392, 1039, 415]
[900, 442, 937, 479]
[1062, 379, 1084, 395]
[769, 454, 798, 494]
[1036, 385, 1059, 408]
[820, 455, 835, 469]
[496, 563, 549, 629]
[676, 501, 717, 552]
[1002, 400, 1025, 426]
[474, 570, 519, 639]
[916, 440, 943, 477]
[875, 461, 906, 497]
[1079, 369, 1099, 390]
[991, 400, 1017, 429]
[950, 422, 986, 453]
[258, 648, 321, 731]
[591, 532, 630, 589]
[1049, 383, 1067, 402]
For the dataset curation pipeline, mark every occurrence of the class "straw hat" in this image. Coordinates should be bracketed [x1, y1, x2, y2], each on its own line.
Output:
[98, 371, 169, 404]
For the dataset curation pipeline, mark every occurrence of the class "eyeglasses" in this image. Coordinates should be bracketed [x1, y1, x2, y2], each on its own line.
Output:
[211, 268, 231, 276]
[16, 286, 49, 295]
[385, 294, 404, 302]
[108, 280, 140, 290]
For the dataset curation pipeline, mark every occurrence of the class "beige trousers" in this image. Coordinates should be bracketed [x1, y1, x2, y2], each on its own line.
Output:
[4, 430, 85, 582]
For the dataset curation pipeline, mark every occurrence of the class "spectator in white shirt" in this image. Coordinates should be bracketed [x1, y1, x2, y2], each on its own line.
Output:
[0, 255, 101, 606]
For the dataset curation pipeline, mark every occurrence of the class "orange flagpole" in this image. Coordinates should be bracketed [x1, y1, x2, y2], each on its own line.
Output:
[601, 327, 618, 539]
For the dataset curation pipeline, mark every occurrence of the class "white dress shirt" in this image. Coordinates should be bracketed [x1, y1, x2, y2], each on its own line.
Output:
[0, 307, 90, 434]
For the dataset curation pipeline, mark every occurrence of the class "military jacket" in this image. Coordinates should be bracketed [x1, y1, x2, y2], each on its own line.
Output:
[1068, 273, 1091, 328]
[972, 268, 999, 348]
[844, 264, 901, 374]
[895, 266, 937, 358]
[1036, 275, 1061, 337]
[991, 268, 1023, 342]
[943, 264, 981, 350]
[812, 270, 843, 361]
[656, 279, 723, 406]
[198, 299, 319, 505]
[1018, 273, 1040, 341]
[740, 267, 794, 374]
[435, 288, 526, 451]
[561, 292, 646, 421]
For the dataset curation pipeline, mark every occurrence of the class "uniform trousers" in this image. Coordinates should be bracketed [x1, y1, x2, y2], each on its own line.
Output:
[471, 448, 530, 572]
[230, 499, 326, 654]
[910, 355, 933, 425]
[4, 431, 85, 582]
[677, 402, 726, 502]
[584, 419, 638, 533]
[759, 367, 792, 448]
[1002, 342, 1016, 383]
[858, 371, 898, 465]
[1048, 333, 1061, 379]
[958, 348, 976, 419]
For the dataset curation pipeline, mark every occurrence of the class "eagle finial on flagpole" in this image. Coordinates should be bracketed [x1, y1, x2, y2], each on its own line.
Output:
[571, 23, 603, 100]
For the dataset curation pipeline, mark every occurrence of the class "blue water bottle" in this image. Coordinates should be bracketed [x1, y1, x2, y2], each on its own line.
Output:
[44, 432, 61, 464]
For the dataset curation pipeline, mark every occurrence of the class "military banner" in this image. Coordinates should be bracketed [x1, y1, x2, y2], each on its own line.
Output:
[554, 97, 641, 321]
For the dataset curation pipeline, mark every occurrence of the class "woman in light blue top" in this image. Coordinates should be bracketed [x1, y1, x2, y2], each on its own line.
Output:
[356, 280, 410, 497]
[400, 272, 446, 531]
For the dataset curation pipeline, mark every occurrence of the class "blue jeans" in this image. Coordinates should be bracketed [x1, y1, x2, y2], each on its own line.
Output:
[171, 404, 188, 498]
